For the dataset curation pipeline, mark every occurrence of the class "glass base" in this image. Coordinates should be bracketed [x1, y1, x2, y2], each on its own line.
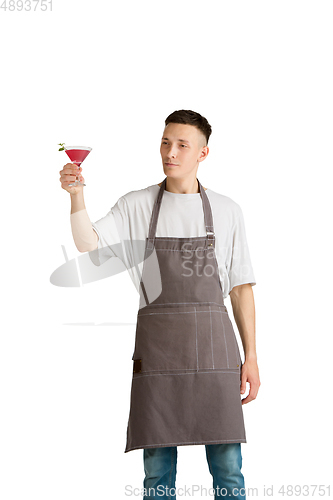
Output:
[68, 181, 86, 187]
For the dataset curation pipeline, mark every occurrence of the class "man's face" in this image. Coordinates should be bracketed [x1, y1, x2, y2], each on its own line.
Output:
[160, 123, 209, 180]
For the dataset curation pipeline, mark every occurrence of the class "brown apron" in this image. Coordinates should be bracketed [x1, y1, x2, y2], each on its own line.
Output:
[124, 177, 246, 453]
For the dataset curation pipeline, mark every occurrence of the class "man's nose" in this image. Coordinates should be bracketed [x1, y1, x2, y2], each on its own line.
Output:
[166, 145, 177, 157]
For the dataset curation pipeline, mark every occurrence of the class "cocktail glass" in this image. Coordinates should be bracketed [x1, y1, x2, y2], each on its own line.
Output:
[65, 146, 92, 187]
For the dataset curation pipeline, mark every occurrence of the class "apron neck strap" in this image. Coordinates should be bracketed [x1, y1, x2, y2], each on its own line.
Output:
[147, 177, 215, 250]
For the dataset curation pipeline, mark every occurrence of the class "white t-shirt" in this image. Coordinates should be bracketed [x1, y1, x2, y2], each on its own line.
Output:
[90, 183, 256, 299]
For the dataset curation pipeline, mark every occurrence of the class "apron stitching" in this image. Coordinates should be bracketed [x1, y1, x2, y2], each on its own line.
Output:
[231, 316, 242, 369]
[220, 310, 230, 368]
[138, 310, 227, 316]
[133, 367, 240, 372]
[194, 308, 199, 371]
[153, 238, 209, 241]
[212, 248, 223, 293]
[139, 301, 226, 307]
[209, 305, 215, 369]
[134, 368, 240, 372]
[133, 370, 241, 377]
[128, 439, 246, 451]
[139, 241, 152, 307]
[155, 248, 211, 251]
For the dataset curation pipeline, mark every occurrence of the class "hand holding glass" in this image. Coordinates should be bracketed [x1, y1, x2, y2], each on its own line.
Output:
[65, 146, 92, 187]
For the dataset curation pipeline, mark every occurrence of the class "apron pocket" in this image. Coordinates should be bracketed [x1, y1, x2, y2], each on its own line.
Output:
[211, 310, 242, 370]
[133, 309, 199, 372]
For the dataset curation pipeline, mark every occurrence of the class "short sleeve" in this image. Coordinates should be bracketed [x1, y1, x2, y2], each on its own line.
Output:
[228, 206, 256, 292]
[89, 197, 128, 267]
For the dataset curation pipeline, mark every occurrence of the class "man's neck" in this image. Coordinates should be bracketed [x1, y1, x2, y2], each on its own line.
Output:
[158, 177, 207, 193]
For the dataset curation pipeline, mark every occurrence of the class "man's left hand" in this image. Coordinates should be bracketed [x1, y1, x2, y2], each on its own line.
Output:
[240, 357, 261, 404]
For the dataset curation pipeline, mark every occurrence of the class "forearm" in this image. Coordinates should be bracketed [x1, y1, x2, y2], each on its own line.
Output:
[70, 189, 87, 214]
[229, 284, 256, 360]
[70, 192, 98, 252]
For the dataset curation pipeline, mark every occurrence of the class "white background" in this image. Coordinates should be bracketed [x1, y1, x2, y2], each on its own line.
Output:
[1, 0, 332, 498]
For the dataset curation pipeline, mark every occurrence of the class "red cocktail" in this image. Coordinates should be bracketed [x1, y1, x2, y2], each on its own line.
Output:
[65, 146, 92, 187]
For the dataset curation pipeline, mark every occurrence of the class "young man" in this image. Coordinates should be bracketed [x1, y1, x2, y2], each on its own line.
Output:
[60, 109, 260, 499]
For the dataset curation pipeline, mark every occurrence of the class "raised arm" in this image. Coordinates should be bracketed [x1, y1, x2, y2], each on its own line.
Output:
[59, 163, 99, 252]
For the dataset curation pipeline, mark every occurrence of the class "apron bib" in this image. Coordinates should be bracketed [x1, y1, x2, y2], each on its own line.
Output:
[125, 177, 246, 453]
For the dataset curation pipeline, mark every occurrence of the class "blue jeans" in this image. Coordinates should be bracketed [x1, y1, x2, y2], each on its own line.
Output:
[143, 444, 246, 499]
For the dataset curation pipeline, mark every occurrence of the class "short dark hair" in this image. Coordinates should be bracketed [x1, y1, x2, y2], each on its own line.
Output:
[164, 109, 212, 146]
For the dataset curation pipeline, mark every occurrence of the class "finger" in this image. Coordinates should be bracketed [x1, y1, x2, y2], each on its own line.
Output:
[71, 167, 81, 176]
[60, 170, 80, 180]
[241, 384, 259, 405]
[240, 374, 247, 395]
[62, 175, 77, 184]
[241, 395, 252, 405]
[250, 383, 260, 400]
[68, 166, 81, 173]
[60, 165, 81, 174]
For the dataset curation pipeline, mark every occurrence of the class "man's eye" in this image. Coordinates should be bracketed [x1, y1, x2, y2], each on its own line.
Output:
[161, 142, 186, 147]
